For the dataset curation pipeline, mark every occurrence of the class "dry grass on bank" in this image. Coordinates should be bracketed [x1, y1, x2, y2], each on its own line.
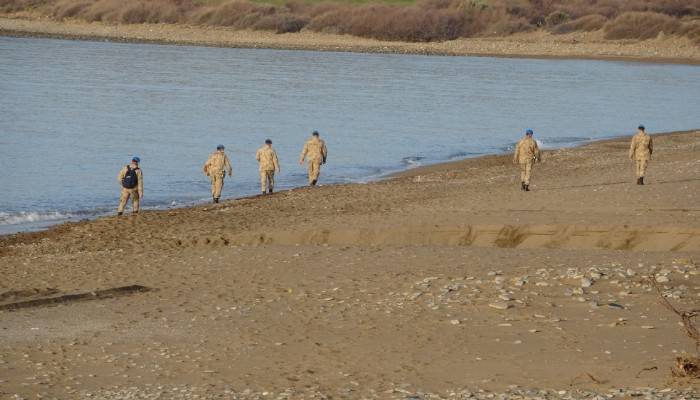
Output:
[604, 11, 700, 42]
[2, 0, 700, 43]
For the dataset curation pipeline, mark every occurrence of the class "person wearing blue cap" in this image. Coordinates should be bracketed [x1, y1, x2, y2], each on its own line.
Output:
[629, 125, 653, 185]
[117, 156, 143, 215]
[512, 129, 541, 191]
[203, 144, 233, 203]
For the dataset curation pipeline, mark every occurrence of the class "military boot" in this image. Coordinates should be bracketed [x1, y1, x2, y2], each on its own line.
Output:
[639, 177, 644, 185]
[521, 182, 526, 191]
[268, 188, 273, 194]
[117, 212, 123, 216]
[213, 197, 219, 203]
[524, 184, 530, 192]
[311, 180, 317, 186]
[636, 177, 642, 185]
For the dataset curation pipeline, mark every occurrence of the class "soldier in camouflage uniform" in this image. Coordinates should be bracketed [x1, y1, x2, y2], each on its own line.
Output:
[203, 144, 233, 203]
[512, 129, 541, 191]
[629, 125, 653, 185]
[256, 139, 281, 194]
[299, 131, 328, 186]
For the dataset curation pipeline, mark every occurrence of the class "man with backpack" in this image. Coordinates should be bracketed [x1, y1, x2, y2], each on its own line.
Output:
[203, 144, 233, 203]
[117, 156, 143, 216]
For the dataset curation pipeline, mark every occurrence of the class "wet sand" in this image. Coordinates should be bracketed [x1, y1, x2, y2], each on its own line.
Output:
[1, 130, 700, 399]
[2, 14, 700, 65]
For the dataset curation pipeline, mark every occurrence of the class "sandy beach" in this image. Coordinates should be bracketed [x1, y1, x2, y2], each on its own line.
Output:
[1, 130, 699, 399]
[2, 14, 700, 65]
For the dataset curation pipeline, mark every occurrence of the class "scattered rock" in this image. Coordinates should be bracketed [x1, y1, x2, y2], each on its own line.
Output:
[489, 302, 511, 310]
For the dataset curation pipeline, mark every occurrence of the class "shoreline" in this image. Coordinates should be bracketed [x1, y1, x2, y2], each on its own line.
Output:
[2, 15, 700, 65]
[1, 129, 696, 241]
[0, 134, 631, 237]
[390, 131, 672, 179]
[0, 136, 594, 237]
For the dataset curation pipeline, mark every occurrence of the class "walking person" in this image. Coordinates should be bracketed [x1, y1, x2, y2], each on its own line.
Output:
[117, 156, 143, 216]
[629, 125, 653, 185]
[203, 144, 233, 203]
[512, 129, 541, 191]
[299, 130, 328, 186]
[256, 139, 281, 195]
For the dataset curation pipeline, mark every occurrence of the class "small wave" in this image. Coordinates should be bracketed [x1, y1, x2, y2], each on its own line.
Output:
[500, 144, 516, 153]
[0, 211, 78, 226]
[447, 151, 482, 160]
[537, 136, 591, 149]
[499, 137, 591, 153]
[339, 166, 388, 184]
[401, 156, 425, 168]
[540, 136, 591, 144]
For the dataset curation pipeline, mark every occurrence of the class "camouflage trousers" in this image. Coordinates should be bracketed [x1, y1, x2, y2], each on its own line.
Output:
[117, 188, 140, 213]
[308, 160, 322, 184]
[260, 170, 275, 193]
[210, 173, 225, 199]
[635, 159, 649, 178]
[519, 161, 534, 185]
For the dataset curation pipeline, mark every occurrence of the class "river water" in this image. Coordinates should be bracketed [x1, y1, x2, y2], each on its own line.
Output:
[1, 36, 699, 234]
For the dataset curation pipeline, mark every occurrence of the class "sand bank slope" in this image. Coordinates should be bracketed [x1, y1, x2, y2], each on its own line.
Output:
[1, 130, 699, 398]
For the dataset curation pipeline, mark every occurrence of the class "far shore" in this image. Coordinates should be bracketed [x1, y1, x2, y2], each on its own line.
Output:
[2, 14, 700, 65]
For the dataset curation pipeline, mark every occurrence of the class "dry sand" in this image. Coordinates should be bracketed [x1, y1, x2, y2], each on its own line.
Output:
[2, 13, 700, 65]
[1, 130, 700, 399]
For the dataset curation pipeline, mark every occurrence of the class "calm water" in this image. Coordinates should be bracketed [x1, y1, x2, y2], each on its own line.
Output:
[1, 36, 699, 234]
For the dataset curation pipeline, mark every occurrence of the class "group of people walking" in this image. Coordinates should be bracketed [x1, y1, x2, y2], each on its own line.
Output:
[117, 131, 327, 214]
[116, 126, 653, 214]
[511, 125, 653, 191]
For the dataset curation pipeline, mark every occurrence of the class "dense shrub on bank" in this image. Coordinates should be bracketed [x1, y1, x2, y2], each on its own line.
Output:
[254, 13, 308, 33]
[605, 11, 700, 44]
[2, 0, 700, 44]
[307, 2, 469, 41]
[604, 11, 681, 40]
[52, 0, 90, 19]
[0, 0, 49, 12]
[679, 21, 700, 44]
[551, 14, 607, 34]
[52, 0, 189, 23]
